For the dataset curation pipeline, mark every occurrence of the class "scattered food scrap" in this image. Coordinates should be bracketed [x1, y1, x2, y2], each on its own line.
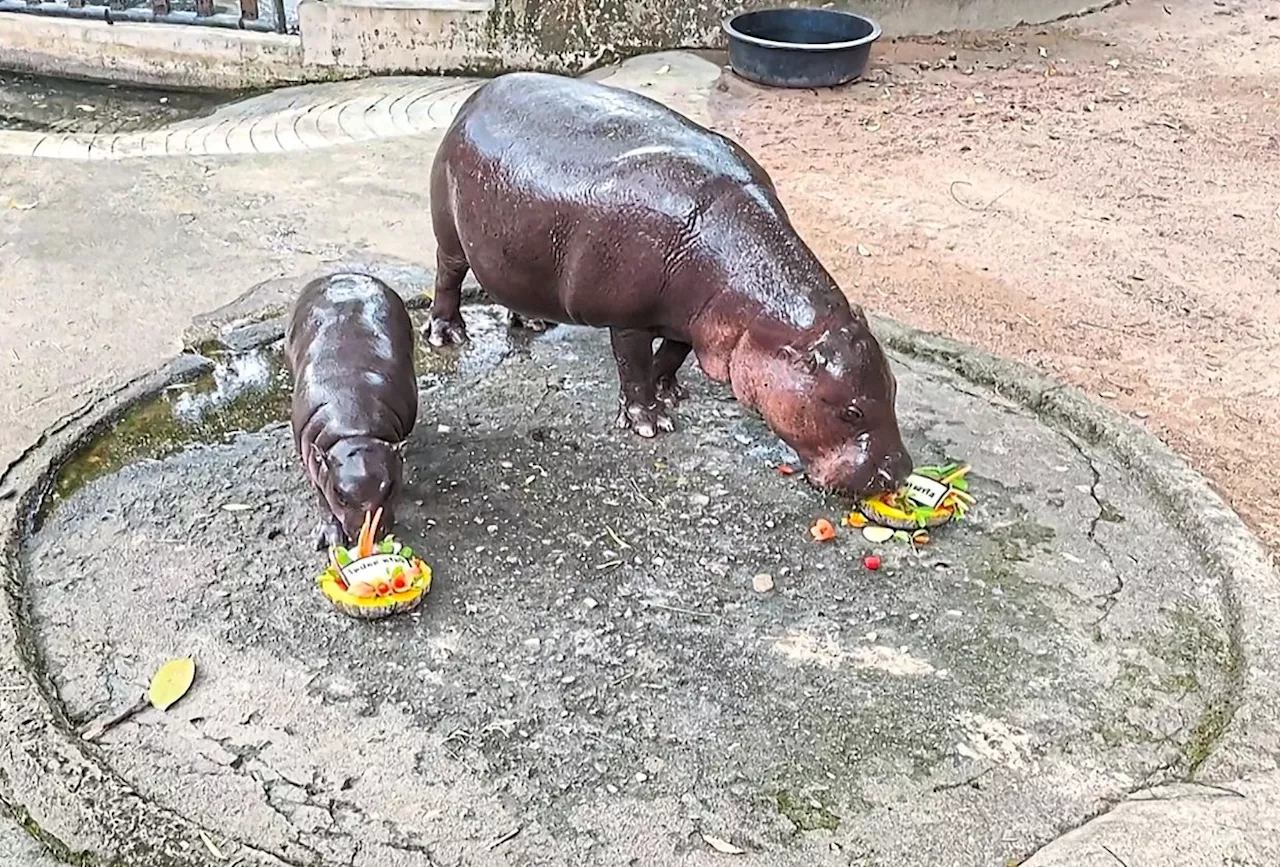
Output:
[702, 833, 746, 855]
[809, 518, 837, 542]
[798, 464, 976, 553]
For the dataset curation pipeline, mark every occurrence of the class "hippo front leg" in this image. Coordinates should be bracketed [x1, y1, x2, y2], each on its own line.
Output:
[653, 338, 693, 407]
[425, 248, 470, 347]
[610, 328, 674, 438]
[309, 490, 347, 551]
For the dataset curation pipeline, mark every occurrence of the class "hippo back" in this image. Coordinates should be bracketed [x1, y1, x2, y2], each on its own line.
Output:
[445, 72, 768, 198]
[286, 273, 418, 453]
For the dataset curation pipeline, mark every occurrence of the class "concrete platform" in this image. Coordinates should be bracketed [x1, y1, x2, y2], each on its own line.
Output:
[4, 280, 1274, 866]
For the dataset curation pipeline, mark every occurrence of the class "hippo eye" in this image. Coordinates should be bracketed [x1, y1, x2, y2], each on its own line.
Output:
[840, 405, 864, 424]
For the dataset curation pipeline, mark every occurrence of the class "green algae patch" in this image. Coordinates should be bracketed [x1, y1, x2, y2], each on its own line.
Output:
[46, 350, 292, 515]
[776, 789, 842, 833]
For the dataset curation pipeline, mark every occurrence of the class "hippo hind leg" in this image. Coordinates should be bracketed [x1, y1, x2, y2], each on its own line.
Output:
[653, 339, 693, 407]
[609, 328, 675, 438]
[426, 242, 470, 348]
[507, 309, 552, 333]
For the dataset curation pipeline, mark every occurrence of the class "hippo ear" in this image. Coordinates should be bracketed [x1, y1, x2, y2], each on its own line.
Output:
[780, 345, 819, 376]
[311, 448, 331, 480]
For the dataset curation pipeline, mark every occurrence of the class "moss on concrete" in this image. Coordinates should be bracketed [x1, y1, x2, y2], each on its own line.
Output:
[45, 350, 292, 516]
[776, 789, 842, 833]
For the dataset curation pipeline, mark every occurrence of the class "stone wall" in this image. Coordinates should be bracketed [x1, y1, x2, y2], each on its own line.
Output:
[0, 0, 1117, 89]
[300, 0, 1119, 77]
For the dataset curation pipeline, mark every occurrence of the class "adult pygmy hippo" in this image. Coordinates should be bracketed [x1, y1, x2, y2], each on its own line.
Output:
[286, 273, 418, 549]
[426, 72, 911, 496]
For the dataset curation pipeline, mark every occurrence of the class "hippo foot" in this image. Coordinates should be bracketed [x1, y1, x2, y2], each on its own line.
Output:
[614, 400, 675, 439]
[425, 315, 468, 348]
[508, 311, 551, 333]
[655, 378, 688, 408]
[311, 517, 347, 551]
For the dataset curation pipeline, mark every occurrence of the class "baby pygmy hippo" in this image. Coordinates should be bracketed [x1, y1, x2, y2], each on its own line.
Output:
[285, 273, 418, 549]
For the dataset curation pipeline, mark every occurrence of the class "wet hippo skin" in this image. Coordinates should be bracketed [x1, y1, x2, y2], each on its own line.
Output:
[286, 273, 418, 548]
[426, 72, 911, 497]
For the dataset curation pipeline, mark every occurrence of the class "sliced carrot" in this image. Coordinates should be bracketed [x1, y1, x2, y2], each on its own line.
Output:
[367, 508, 385, 558]
[357, 508, 384, 559]
[809, 518, 836, 542]
[355, 512, 372, 558]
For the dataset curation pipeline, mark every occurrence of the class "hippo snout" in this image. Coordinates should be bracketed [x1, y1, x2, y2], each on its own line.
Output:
[806, 439, 913, 498]
[336, 503, 395, 544]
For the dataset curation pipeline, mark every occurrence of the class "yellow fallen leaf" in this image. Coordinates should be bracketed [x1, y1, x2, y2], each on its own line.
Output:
[149, 657, 196, 711]
[702, 834, 745, 855]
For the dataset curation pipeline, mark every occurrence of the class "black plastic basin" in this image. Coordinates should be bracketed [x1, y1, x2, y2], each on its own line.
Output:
[723, 7, 881, 89]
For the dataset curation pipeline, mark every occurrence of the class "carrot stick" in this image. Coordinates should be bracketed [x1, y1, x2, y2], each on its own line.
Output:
[357, 511, 373, 558]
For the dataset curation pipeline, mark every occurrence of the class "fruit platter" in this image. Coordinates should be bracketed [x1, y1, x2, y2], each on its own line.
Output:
[315, 508, 432, 620]
[856, 463, 975, 531]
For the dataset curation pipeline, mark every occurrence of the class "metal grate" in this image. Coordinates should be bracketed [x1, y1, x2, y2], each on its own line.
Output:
[0, 0, 295, 33]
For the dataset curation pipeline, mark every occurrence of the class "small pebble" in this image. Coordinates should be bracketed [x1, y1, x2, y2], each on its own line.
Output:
[752, 573, 775, 593]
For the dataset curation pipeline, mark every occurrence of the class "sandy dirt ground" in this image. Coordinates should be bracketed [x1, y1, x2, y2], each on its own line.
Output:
[708, 0, 1280, 551]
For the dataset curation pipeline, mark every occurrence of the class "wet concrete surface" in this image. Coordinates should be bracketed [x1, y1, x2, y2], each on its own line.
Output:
[23, 306, 1233, 867]
[0, 70, 241, 134]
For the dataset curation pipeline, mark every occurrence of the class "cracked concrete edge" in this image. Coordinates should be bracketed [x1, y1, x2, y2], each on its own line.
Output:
[869, 313, 1280, 780]
[0, 305, 1276, 866]
[181, 256, 482, 350]
[0, 353, 295, 867]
